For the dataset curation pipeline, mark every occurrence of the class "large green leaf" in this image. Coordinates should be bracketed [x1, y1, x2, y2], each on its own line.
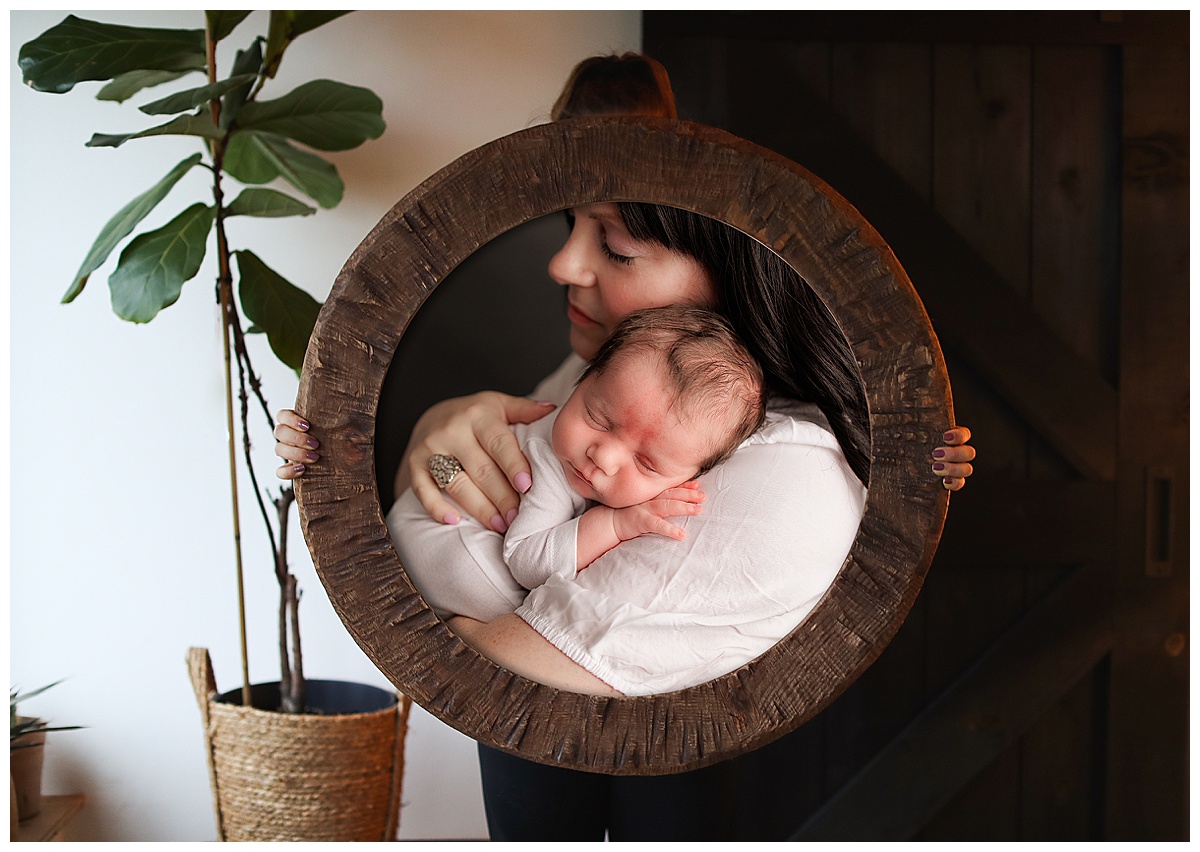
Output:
[263, 11, 351, 79]
[222, 131, 281, 184]
[86, 112, 224, 148]
[205, 11, 252, 43]
[109, 203, 216, 323]
[227, 188, 316, 218]
[223, 131, 343, 208]
[19, 15, 205, 94]
[235, 250, 322, 372]
[97, 69, 194, 103]
[65, 153, 203, 303]
[139, 74, 257, 116]
[220, 39, 264, 129]
[234, 79, 385, 151]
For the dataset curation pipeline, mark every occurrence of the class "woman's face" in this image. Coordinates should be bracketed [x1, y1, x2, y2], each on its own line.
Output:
[548, 203, 717, 361]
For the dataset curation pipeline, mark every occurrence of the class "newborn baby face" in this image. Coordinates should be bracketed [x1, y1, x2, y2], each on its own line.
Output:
[550, 351, 720, 508]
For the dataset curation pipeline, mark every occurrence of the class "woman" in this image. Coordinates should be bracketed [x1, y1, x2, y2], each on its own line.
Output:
[275, 53, 976, 839]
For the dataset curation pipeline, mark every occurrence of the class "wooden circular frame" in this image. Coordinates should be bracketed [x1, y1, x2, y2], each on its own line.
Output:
[295, 117, 952, 776]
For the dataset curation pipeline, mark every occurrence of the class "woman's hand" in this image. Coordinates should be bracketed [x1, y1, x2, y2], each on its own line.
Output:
[274, 409, 319, 480]
[402, 392, 557, 531]
[935, 426, 976, 491]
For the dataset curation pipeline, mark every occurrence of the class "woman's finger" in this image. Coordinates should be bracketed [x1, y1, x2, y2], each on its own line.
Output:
[274, 422, 319, 454]
[933, 461, 973, 481]
[410, 455, 506, 532]
[943, 425, 972, 446]
[275, 461, 307, 480]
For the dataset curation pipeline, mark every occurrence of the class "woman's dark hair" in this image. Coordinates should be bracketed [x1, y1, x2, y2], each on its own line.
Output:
[552, 53, 677, 121]
[617, 203, 871, 486]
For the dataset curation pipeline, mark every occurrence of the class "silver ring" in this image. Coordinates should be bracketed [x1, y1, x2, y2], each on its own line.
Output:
[428, 454, 464, 489]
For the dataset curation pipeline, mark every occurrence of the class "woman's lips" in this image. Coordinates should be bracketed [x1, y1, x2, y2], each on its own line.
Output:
[567, 302, 599, 327]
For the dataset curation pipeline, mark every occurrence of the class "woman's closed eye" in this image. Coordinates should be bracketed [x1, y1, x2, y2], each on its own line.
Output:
[600, 231, 634, 265]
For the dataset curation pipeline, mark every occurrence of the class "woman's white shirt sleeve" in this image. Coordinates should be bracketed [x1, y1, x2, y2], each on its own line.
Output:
[515, 397, 867, 696]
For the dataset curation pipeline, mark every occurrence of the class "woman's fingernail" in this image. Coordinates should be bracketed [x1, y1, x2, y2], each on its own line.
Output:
[536, 400, 557, 407]
[943, 477, 955, 490]
[306, 452, 319, 462]
[442, 512, 460, 525]
[933, 462, 946, 472]
[943, 431, 956, 442]
[293, 464, 306, 474]
[506, 508, 518, 525]
[306, 438, 319, 449]
[297, 419, 310, 431]
[515, 472, 532, 493]
[490, 514, 507, 533]
[933, 448, 947, 459]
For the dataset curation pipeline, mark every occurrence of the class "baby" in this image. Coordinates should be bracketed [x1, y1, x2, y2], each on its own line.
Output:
[385, 305, 766, 622]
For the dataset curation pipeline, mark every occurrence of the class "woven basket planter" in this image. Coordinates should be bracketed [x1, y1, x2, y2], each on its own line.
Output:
[188, 648, 411, 841]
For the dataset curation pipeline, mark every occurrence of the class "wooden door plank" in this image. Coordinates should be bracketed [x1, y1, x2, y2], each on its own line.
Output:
[1104, 43, 1190, 841]
[1018, 43, 1119, 838]
[790, 562, 1113, 841]
[920, 45, 1033, 837]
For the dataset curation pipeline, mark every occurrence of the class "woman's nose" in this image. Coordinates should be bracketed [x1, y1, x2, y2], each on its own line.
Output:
[547, 229, 594, 288]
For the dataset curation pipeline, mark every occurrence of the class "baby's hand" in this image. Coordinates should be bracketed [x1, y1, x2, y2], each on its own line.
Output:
[612, 481, 705, 543]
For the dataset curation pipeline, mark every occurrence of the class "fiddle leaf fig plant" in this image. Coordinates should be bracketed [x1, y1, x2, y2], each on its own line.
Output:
[18, 11, 385, 713]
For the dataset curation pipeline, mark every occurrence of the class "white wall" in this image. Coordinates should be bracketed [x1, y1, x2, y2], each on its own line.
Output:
[9, 10, 641, 841]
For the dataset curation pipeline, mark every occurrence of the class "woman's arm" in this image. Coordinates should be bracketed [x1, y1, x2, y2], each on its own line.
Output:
[447, 614, 622, 696]
[271, 394, 555, 528]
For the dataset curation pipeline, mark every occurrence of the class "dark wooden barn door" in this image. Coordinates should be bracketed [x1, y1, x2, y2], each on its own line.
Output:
[644, 11, 1187, 841]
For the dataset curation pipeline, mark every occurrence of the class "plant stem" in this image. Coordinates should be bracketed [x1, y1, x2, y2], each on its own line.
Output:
[206, 19, 251, 709]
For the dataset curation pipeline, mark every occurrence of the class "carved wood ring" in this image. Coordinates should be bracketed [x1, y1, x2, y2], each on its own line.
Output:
[295, 117, 952, 775]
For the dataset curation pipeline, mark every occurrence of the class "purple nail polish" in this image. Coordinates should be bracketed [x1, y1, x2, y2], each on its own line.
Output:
[943, 431, 955, 442]
[293, 464, 306, 474]
[490, 514, 507, 533]
[933, 448, 947, 459]
[297, 419, 310, 431]
[506, 508, 518, 525]
[515, 472, 532, 493]
[306, 438, 319, 449]
[933, 462, 946, 472]
[306, 452, 319, 462]
[442, 512, 460, 525]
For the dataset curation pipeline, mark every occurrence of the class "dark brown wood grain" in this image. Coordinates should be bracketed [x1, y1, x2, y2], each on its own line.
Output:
[293, 118, 952, 775]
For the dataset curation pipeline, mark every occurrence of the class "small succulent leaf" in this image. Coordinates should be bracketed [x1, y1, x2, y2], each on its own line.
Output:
[97, 69, 193, 103]
[65, 153, 203, 302]
[10, 680, 66, 707]
[221, 38, 264, 129]
[234, 79, 385, 151]
[235, 250, 322, 372]
[226, 188, 316, 218]
[138, 73, 257, 116]
[18, 15, 205, 94]
[205, 11, 252, 43]
[222, 131, 280, 184]
[108, 203, 216, 323]
[86, 112, 224, 148]
[228, 132, 343, 208]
